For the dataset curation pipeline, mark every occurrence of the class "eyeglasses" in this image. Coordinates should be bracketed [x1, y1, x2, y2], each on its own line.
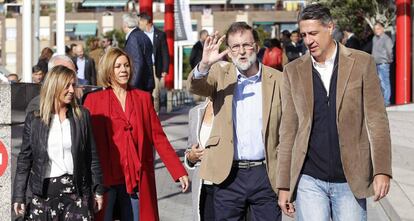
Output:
[228, 42, 256, 53]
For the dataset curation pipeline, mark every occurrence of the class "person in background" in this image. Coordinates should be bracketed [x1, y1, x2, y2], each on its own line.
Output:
[101, 36, 113, 52]
[190, 30, 209, 69]
[72, 44, 97, 86]
[262, 38, 283, 71]
[372, 22, 393, 107]
[84, 47, 188, 221]
[25, 55, 77, 114]
[69, 43, 78, 59]
[36, 47, 54, 75]
[185, 99, 215, 221]
[361, 27, 374, 54]
[7, 73, 20, 83]
[343, 26, 361, 50]
[257, 38, 270, 63]
[122, 13, 154, 93]
[88, 37, 104, 75]
[13, 65, 104, 220]
[138, 12, 170, 114]
[280, 30, 291, 48]
[285, 30, 307, 62]
[32, 65, 44, 83]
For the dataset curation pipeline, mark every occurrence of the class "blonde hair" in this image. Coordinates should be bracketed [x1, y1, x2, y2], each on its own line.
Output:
[98, 47, 132, 87]
[39, 65, 81, 125]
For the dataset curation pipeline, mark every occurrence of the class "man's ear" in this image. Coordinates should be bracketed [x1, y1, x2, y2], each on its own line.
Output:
[328, 22, 335, 35]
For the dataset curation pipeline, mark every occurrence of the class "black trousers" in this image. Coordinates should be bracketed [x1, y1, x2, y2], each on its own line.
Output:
[214, 165, 281, 221]
[200, 184, 215, 221]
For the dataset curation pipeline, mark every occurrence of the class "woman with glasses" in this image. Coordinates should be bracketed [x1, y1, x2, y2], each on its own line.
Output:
[13, 65, 104, 220]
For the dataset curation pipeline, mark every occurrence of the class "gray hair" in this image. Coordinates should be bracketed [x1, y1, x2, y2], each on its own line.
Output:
[298, 3, 333, 26]
[48, 55, 75, 71]
[122, 14, 138, 28]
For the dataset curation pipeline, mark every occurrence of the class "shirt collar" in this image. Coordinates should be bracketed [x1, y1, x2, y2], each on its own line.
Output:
[311, 41, 337, 68]
[236, 62, 262, 83]
[145, 25, 154, 34]
[126, 27, 137, 40]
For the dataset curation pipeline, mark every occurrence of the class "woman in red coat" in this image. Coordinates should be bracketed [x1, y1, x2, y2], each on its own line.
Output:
[84, 47, 189, 221]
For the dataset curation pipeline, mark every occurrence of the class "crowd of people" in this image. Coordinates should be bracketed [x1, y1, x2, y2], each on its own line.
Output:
[9, 3, 394, 221]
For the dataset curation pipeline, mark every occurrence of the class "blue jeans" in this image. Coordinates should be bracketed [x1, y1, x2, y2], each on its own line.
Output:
[296, 174, 367, 221]
[376, 63, 391, 106]
[130, 191, 140, 221]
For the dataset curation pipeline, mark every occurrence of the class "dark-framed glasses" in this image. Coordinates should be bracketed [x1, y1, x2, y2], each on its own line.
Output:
[228, 42, 256, 53]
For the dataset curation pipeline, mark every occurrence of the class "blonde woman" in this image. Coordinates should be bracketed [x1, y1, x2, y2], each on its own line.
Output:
[13, 65, 104, 220]
[83, 47, 188, 221]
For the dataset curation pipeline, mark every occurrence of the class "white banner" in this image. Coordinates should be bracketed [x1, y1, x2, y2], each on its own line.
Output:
[174, 0, 193, 42]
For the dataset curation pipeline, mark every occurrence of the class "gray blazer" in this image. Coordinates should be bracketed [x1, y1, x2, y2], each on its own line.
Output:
[185, 100, 211, 221]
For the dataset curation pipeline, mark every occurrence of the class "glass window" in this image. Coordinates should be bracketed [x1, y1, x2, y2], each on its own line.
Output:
[6, 28, 16, 40]
[6, 53, 16, 64]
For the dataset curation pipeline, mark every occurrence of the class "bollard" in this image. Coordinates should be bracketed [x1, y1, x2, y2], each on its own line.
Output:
[167, 90, 173, 113]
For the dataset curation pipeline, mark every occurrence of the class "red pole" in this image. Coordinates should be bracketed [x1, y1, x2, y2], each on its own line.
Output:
[139, 0, 153, 19]
[396, 0, 411, 104]
[164, 0, 174, 89]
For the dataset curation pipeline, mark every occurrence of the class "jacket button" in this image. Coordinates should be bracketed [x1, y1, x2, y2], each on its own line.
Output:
[230, 140, 233, 144]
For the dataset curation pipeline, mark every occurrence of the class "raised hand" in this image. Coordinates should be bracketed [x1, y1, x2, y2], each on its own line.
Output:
[199, 31, 230, 72]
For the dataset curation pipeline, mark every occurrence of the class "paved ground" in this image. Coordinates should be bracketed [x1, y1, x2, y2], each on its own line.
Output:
[155, 105, 389, 221]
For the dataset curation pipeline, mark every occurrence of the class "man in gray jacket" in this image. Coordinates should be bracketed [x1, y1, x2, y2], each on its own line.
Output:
[372, 22, 393, 106]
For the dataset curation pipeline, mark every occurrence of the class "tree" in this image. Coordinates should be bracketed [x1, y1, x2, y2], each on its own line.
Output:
[314, 0, 395, 35]
[103, 29, 126, 49]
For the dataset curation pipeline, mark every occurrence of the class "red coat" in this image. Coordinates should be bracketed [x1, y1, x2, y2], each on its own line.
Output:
[84, 88, 187, 221]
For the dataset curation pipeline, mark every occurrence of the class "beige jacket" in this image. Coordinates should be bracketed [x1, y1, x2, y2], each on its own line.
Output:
[187, 61, 283, 192]
[276, 44, 392, 201]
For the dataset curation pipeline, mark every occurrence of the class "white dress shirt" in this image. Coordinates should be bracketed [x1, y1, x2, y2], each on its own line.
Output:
[76, 57, 86, 80]
[143, 26, 155, 63]
[45, 114, 73, 178]
[311, 42, 338, 96]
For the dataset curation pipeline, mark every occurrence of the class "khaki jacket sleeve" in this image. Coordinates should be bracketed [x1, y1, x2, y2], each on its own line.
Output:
[186, 64, 221, 99]
[276, 67, 299, 189]
[364, 56, 392, 178]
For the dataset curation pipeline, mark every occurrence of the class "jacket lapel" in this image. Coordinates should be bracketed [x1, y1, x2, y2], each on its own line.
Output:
[68, 110, 79, 165]
[336, 45, 354, 118]
[224, 65, 237, 128]
[130, 90, 144, 161]
[153, 29, 159, 54]
[296, 54, 314, 118]
[196, 102, 208, 146]
[261, 65, 275, 138]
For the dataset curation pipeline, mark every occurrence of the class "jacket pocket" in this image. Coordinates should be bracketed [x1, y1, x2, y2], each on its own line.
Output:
[205, 136, 220, 148]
